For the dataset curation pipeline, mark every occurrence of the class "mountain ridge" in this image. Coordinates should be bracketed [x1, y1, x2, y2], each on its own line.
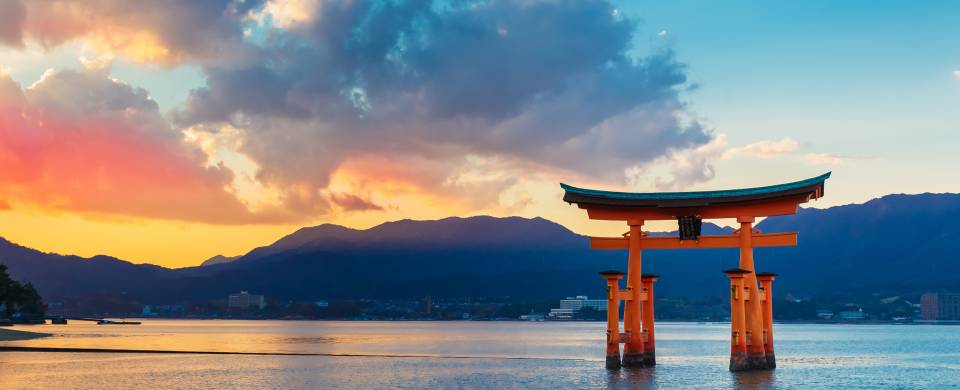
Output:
[1, 193, 958, 303]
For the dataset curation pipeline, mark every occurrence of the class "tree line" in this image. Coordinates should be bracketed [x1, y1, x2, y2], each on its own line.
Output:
[0, 263, 45, 318]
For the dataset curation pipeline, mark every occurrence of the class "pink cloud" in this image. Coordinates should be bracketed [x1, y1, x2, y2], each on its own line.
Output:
[0, 68, 296, 224]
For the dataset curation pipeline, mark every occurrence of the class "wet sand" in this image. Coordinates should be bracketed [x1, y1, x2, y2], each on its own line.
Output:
[0, 328, 50, 341]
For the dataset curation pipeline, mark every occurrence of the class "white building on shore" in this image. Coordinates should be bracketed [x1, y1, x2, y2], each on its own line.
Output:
[228, 291, 266, 309]
[548, 296, 607, 320]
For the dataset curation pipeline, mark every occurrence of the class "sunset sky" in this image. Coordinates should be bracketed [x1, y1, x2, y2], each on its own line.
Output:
[1, 0, 958, 268]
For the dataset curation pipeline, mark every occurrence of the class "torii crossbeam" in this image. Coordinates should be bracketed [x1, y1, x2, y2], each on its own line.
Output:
[561, 172, 830, 371]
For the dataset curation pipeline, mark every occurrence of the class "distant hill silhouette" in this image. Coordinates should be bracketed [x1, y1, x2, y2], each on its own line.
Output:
[0, 237, 169, 300]
[200, 255, 240, 267]
[2, 193, 959, 303]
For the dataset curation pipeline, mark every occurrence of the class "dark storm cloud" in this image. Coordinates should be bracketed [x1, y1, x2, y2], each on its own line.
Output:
[176, 0, 713, 190]
[408, 0, 635, 120]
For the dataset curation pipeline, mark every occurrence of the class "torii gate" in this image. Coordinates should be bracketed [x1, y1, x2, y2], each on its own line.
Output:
[562, 172, 830, 371]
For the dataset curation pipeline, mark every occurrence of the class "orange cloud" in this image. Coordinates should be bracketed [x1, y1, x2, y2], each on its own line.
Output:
[327, 154, 563, 216]
[1, 107, 236, 221]
[3, 0, 257, 66]
[328, 192, 383, 212]
[0, 68, 296, 224]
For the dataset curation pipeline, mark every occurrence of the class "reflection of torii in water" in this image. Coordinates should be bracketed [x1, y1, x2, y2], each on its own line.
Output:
[562, 172, 830, 371]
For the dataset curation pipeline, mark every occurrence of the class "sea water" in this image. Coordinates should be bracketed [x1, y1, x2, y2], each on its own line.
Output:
[1, 320, 958, 389]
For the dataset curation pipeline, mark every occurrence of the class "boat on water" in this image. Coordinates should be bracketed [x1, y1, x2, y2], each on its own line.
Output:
[96, 320, 141, 325]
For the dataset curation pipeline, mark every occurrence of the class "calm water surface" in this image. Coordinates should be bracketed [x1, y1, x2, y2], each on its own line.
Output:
[1, 320, 958, 389]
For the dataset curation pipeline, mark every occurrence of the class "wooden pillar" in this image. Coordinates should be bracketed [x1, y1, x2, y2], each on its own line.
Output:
[600, 270, 625, 369]
[757, 272, 777, 369]
[641, 274, 658, 366]
[737, 216, 768, 370]
[724, 268, 750, 371]
[622, 221, 646, 367]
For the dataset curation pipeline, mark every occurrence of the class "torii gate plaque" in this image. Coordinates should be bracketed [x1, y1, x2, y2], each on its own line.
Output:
[562, 172, 830, 371]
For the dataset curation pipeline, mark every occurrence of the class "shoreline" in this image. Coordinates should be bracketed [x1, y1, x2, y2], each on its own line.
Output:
[0, 328, 52, 341]
[0, 345, 583, 361]
[42, 317, 959, 325]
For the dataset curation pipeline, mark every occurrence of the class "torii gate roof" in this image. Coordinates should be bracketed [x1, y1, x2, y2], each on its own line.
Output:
[561, 172, 830, 209]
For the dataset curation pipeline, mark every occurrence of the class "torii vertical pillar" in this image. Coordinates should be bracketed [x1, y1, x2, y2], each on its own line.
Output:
[622, 221, 646, 367]
[641, 274, 658, 366]
[600, 270, 625, 369]
[757, 272, 777, 369]
[738, 216, 768, 370]
[724, 268, 751, 371]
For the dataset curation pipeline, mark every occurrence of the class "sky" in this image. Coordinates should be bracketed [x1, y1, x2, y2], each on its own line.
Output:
[0, 0, 957, 268]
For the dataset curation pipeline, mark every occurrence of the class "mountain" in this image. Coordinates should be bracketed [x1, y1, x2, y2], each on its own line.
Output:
[200, 255, 240, 267]
[189, 216, 623, 301]
[0, 237, 171, 300]
[1, 193, 959, 304]
[751, 193, 960, 294]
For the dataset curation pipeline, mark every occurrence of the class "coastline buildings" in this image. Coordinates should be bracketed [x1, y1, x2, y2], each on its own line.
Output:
[921, 293, 960, 320]
[421, 295, 433, 315]
[520, 311, 545, 321]
[837, 308, 866, 321]
[228, 291, 266, 309]
[560, 296, 609, 311]
[548, 296, 607, 320]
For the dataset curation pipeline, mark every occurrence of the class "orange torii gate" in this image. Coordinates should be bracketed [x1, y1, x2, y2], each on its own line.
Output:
[562, 173, 830, 371]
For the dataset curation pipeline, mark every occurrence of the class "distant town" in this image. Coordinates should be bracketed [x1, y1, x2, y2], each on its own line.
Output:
[5, 262, 958, 325]
[11, 290, 957, 325]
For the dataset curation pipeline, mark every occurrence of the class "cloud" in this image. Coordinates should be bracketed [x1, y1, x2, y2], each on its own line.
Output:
[626, 133, 728, 191]
[175, 0, 714, 207]
[2, 0, 725, 221]
[329, 193, 384, 212]
[953, 69, 960, 79]
[0, 66, 298, 223]
[251, 0, 321, 29]
[722, 137, 799, 159]
[0, 0, 263, 65]
[626, 134, 842, 190]
[0, 0, 26, 47]
[804, 153, 847, 165]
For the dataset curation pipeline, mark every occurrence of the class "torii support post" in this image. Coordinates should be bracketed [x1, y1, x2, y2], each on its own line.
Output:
[622, 222, 646, 367]
[600, 270, 625, 369]
[641, 274, 659, 366]
[724, 268, 751, 371]
[757, 272, 777, 369]
[737, 216, 769, 370]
